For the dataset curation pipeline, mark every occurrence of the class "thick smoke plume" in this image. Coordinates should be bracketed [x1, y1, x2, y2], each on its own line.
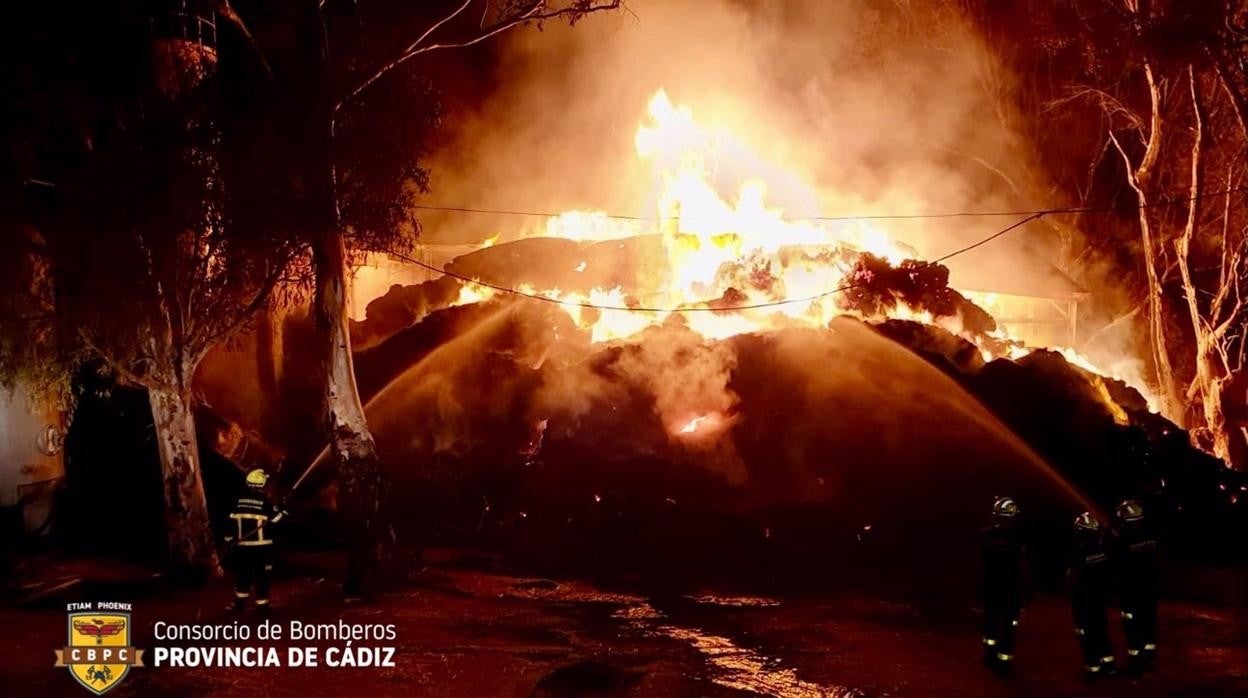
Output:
[419, 0, 1057, 287]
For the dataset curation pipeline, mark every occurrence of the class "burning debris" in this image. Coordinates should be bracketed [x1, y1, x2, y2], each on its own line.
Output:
[374, 90, 1146, 408]
[839, 254, 996, 335]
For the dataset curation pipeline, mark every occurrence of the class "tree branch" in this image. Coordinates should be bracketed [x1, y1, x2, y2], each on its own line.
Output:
[1137, 62, 1164, 185]
[335, 1, 621, 114]
[188, 252, 290, 366]
[213, 0, 273, 79]
[1210, 167, 1238, 324]
[77, 330, 153, 390]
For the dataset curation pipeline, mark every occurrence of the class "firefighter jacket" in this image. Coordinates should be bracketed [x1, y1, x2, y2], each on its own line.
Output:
[225, 491, 286, 547]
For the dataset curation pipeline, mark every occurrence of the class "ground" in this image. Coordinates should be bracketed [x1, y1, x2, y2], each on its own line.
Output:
[2, 549, 1246, 697]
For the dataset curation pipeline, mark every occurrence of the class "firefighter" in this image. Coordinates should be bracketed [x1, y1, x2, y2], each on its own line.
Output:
[225, 469, 287, 612]
[979, 496, 1025, 674]
[1114, 499, 1160, 672]
[1068, 511, 1116, 678]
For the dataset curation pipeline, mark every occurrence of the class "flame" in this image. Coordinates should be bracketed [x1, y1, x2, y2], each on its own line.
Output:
[543, 210, 642, 241]
[443, 89, 1157, 414]
[513, 89, 915, 343]
[456, 282, 496, 306]
[679, 415, 711, 433]
[673, 412, 728, 438]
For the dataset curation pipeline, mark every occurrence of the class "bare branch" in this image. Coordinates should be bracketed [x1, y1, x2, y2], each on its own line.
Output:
[188, 261, 285, 366]
[1211, 167, 1237, 323]
[1175, 65, 1206, 343]
[1109, 124, 1182, 416]
[1047, 84, 1140, 129]
[213, 0, 273, 79]
[336, 1, 621, 114]
[1137, 62, 1164, 185]
[1211, 47, 1248, 142]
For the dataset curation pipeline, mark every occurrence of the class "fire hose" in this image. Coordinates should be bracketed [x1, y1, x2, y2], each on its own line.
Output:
[281, 444, 332, 504]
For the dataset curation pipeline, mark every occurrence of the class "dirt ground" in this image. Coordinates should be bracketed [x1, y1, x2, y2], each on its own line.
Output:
[2, 549, 1245, 697]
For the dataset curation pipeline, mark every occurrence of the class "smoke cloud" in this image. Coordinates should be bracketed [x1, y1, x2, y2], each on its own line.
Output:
[419, 0, 1055, 273]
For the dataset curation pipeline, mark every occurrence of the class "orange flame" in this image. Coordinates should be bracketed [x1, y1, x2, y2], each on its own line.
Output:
[448, 89, 1157, 414]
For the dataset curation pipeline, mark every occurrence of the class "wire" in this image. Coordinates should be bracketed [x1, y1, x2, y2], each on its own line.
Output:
[384, 184, 1248, 314]
[929, 213, 1045, 264]
[407, 184, 1248, 222]
[383, 212, 1046, 313]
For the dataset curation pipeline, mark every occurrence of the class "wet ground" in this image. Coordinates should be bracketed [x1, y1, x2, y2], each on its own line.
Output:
[2, 549, 1246, 697]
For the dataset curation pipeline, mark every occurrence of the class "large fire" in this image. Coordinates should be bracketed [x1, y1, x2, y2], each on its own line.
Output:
[413, 89, 1155, 415]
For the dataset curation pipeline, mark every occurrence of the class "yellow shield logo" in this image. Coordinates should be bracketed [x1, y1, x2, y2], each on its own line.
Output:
[57, 612, 139, 694]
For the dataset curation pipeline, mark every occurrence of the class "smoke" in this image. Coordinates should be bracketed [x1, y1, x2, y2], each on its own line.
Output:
[538, 320, 747, 481]
[418, 0, 1058, 288]
[361, 297, 746, 478]
[363, 301, 1093, 520]
[352, 0, 1168, 480]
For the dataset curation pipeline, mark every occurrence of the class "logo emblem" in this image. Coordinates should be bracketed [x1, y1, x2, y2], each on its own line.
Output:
[55, 604, 143, 694]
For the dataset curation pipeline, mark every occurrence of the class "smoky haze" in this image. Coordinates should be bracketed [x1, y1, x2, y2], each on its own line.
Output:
[377, 0, 1159, 420]
[418, 0, 1055, 272]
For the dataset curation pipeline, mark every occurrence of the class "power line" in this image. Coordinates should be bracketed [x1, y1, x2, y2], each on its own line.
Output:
[385, 184, 1248, 314]
[930, 213, 1044, 264]
[408, 184, 1248, 223]
[384, 212, 1046, 313]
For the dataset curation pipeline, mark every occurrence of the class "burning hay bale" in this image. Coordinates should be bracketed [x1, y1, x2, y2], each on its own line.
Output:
[840, 255, 996, 335]
[446, 236, 665, 295]
[358, 300, 1090, 591]
[871, 318, 987, 376]
[352, 276, 465, 352]
[325, 262, 1244, 593]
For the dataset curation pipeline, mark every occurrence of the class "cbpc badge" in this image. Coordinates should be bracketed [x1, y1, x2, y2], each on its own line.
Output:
[55, 602, 144, 694]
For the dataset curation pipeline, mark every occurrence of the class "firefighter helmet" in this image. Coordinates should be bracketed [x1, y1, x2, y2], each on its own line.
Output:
[245, 469, 269, 488]
[992, 496, 1019, 518]
[1115, 499, 1144, 522]
[1074, 511, 1101, 531]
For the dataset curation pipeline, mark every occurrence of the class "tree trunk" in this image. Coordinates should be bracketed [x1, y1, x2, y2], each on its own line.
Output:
[296, 0, 395, 597]
[1175, 68, 1232, 463]
[148, 380, 220, 575]
[312, 221, 396, 598]
[1195, 350, 1233, 460]
[1112, 63, 1183, 419]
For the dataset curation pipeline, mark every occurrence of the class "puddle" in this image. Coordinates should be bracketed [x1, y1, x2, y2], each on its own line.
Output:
[452, 570, 861, 697]
[685, 594, 782, 608]
[615, 603, 862, 698]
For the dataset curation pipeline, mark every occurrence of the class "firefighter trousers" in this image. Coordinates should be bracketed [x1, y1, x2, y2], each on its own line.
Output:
[982, 594, 1019, 666]
[232, 546, 273, 608]
[1072, 597, 1115, 674]
[1121, 596, 1158, 662]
